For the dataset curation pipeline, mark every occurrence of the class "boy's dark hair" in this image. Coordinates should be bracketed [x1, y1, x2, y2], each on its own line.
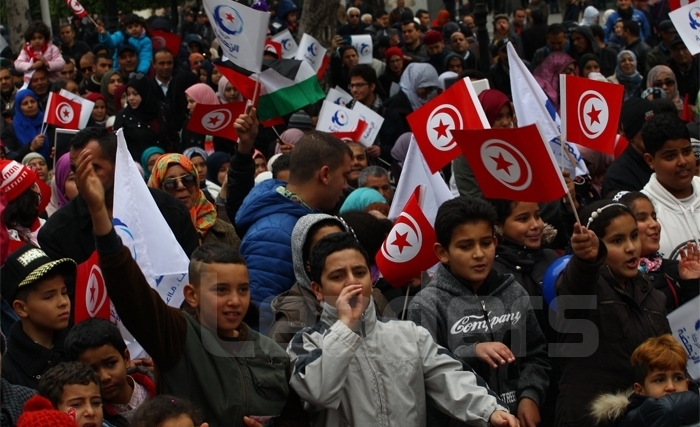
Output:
[123, 14, 143, 28]
[486, 199, 519, 225]
[375, 9, 388, 19]
[651, 98, 679, 115]
[415, 9, 429, 18]
[547, 23, 566, 36]
[2, 186, 40, 229]
[402, 21, 420, 31]
[302, 218, 346, 266]
[288, 131, 352, 185]
[131, 395, 203, 427]
[51, 79, 72, 93]
[341, 211, 393, 260]
[70, 127, 118, 164]
[622, 20, 640, 37]
[96, 52, 113, 62]
[271, 153, 291, 179]
[579, 199, 635, 239]
[641, 113, 690, 156]
[631, 334, 688, 385]
[38, 362, 101, 408]
[64, 318, 128, 361]
[590, 24, 605, 41]
[188, 243, 246, 287]
[339, 45, 358, 58]
[24, 21, 51, 42]
[348, 64, 378, 86]
[435, 196, 497, 248]
[309, 232, 370, 285]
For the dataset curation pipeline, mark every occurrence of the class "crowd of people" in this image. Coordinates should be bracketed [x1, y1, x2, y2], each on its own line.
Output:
[1, 0, 700, 426]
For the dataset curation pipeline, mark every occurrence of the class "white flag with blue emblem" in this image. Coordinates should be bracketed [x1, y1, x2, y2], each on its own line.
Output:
[507, 43, 588, 177]
[351, 35, 373, 64]
[670, 2, 700, 55]
[295, 33, 328, 73]
[203, 0, 268, 72]
[271, 29, 299, 59]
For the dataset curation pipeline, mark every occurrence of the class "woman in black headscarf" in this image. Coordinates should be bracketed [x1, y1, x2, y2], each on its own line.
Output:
[113, 73, 180, 161]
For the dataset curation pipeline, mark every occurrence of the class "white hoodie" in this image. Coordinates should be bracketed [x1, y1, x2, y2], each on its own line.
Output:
[642, 175, 700, 259]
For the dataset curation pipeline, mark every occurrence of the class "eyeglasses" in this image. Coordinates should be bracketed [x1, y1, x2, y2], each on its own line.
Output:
[348, 82, 369, 89]
[652, 79, 675, 88]
[161, 174, 197, 192]
[128, 72, 146, 80]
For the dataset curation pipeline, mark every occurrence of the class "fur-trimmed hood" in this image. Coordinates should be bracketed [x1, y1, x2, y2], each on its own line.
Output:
[590, 389, 633, 425]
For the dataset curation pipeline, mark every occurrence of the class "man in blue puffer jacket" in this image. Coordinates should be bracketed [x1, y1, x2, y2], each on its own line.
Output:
[236, 130, 352, 333]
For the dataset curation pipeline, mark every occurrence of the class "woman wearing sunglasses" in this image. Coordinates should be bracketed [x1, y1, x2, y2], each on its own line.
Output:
[646, 65, 682, 113]
[148, 153, 240, 248]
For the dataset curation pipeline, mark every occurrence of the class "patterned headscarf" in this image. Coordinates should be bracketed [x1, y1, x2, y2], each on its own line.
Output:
[147, 154, 217, 241]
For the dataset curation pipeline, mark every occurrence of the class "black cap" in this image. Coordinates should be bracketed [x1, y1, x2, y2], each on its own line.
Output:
[0, 244, 75, 302]
[670, 35, 686, 48]
[658, 20, 677, 34]
[117, 44, 136, 56]
[621, 98, 660, 139]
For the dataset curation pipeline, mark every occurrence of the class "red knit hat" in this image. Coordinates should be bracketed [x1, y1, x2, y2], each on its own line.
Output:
[423, 30, 443, 46]
[385, 46, 404, 61]
[17, 395, 77, 427]
[0, 160, 37, 202]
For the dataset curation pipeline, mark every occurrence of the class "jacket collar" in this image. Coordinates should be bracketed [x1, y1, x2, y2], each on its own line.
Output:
[6, 321, 67, 379]
[432, 263, 513, 297]
[320, 297, 377, 337]
[644, 174, 700, 210]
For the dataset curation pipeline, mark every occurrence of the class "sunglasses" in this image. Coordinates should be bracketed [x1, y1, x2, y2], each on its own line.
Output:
[128, 72, 146, 80]
[652, 79, 675, 88]
[80, 67, 93, 73]
[161, 174, 197, 192]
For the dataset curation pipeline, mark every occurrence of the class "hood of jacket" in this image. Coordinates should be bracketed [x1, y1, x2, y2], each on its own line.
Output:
[430, 263, 516, 298]
[590, 389, 633, 425]
[291, 214, 351, 291]
[276, 0, 298, 20]
[235, 179, 313, 237]
[184, 34, 204, 51]
[571, 26, 601, 57]
[643, 175, 700, 212]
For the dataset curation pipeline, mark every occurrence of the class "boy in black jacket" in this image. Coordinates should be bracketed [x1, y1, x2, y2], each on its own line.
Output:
[408, 196, 550, 427]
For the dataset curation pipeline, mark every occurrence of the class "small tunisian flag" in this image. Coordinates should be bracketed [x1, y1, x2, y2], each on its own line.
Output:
[453, 124, 568, 203]
[376, 186, 439, 287]
[64, 0, 88, 18]
[150, 30, 182, 57]
[407, 77, 489, 173]
[74, 251, 111, 323]
[186, 101, 246, 141]
[560, 75, 623, 154]
[330, 120, 368, 142]
[45, 92, 82, 130]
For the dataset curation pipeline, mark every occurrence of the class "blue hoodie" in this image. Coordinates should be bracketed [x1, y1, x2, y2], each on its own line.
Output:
[99, 29, 153, 74]
[235, 179, 313, 312]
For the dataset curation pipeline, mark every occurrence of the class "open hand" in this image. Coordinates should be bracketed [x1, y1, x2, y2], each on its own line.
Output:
[678, 242, 700, 280]
[235, 103, 258, 154]
[571, 223, 599, 262]
[74, 149, 105, 212]
[475, 342, 515, 369]
[490, 410, 520, 427]
[336, 284, 365, 330]
[517, 398, 540, 427]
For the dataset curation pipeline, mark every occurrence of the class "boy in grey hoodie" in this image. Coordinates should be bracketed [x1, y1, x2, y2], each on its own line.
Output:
[408, 196, 550, 427]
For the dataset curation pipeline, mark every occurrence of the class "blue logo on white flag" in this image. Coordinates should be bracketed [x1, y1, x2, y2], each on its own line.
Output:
[281, 38, 292, 51]
[112, 218, 137, 260]
[360, 43, 371, 56]
[689, 7, 700, 29]
[332, 110, 348, 126]
[308, 42, 319, 56]
[214, 5, 244, 35]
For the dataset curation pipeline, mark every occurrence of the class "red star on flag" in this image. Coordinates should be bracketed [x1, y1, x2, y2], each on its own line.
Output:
[434, 119, 450, 139]
[62, 108, 70, 118]
[491, 152, 513, 174]
[208, 115, 221, 126]
[390, 231, 411, 253]
[226, 13, 234, 22]
[587, 105, 601, 124]
[89, 283, 96, 303]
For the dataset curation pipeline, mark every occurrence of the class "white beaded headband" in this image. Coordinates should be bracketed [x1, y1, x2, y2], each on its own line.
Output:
[586, 203, 627, 229]
[612, 191, 629, 202]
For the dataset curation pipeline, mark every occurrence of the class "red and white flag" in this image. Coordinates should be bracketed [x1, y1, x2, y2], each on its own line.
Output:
[376, 186, 439, 287]
[561, 75, 624, 154]
[74, 251, 111, 323]
[330, 120, 368, 142]
[264, 39, 283, 59]
[407, 77, 489, 173]
[64, 0, 88, 18]
[670, 0, 694, 11]
[150, 30, 182, 57]
[186, 101, 246, 141]
[215, 63, 257, 101]
[45, 92, 81, 130]
[453, 124, 568, 202]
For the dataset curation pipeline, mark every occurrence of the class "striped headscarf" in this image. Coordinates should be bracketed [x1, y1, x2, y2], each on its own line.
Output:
[147, 154, 216, 242]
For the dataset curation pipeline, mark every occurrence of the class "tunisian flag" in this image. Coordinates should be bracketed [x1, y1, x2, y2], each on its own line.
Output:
[45, 92, 82, 130]
[376, 186, 439, 287]
[64, 0, 88, 18]
[330, 120, 368, 142]
[407, 77, 489, 173]
[150, 30, 182, 57]
[453, 124, 568, 203]
[74, 251, 111, 323]
[560, 75, 624, 155]
[186, 101, 246, 141]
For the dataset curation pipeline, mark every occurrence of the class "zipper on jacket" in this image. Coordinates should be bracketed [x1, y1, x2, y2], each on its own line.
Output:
[480, 300, 496, 342]
[360, 312, 366, 338]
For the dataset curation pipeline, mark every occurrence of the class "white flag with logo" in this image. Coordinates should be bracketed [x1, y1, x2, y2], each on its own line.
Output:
[203, 0, 268, 72]
[352, 101, 384, 146]
[271, 29, 299, 58]
[326, 86, 353, 106]
[316, 100, 372, 146]
[295, 33, 328, 73]
[667, 296, 700, 379]
[351, 34, 373, 64]
[59, 89, 94, 129]
[389, 136, 454, 222]
[670, 2, 700, 55]
[507, 43, 588, 177]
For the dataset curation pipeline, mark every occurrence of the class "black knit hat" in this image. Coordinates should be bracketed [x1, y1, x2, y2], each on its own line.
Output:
[620, 98, 660, 139]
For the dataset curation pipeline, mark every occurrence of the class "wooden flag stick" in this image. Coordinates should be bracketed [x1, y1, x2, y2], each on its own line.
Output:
[271, 125, 282, 140]
[566, 191, 581, 225]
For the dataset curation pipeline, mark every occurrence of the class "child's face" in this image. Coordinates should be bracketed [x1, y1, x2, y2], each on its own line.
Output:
[14, 275, 71, 331]
[436, 221, 496, 288]
[602, 213, 641, 279]
[186, 263, 250, 338]
[126, 23, 142, 38]
[644, 139, 696, 199]
[78, 344, 131, 405]
[634, 369, 689, 398]
[630, 198, 661, 256]
[500, 202, 543, 249]
[311, 249, 372, 312]
[29, 33, 45, 49]
[58, 382, 104, 427]
[287, 11, 297, 24]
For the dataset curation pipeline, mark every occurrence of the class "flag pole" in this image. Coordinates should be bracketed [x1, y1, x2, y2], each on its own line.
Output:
[566, 191, 581, 225]
[271, 125, 282, 140]
[400, 281, 411, 320]
[252, 75, 261, 106]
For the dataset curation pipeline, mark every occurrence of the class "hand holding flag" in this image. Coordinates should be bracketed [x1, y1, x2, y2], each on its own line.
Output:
[44, 92, 82, 130]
